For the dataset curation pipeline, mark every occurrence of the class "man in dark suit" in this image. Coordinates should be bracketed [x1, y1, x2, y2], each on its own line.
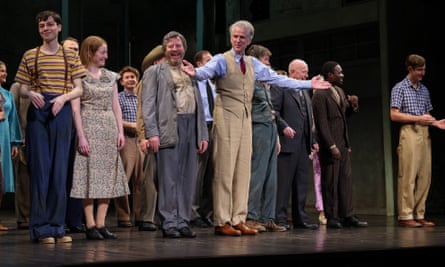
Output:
[311, 61, 367, 229]
[271, 59, 318, 230]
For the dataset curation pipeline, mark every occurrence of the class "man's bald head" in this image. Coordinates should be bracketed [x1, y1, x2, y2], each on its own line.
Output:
[288, 59, 309, 80]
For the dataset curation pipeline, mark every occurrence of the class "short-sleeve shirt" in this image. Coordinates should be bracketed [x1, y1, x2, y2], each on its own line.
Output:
[15, 45, 86, 94]
[390, 77, 432, 115]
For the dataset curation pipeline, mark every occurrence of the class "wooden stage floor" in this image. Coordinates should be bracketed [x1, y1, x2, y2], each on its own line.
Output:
[1, 209, 445, 267]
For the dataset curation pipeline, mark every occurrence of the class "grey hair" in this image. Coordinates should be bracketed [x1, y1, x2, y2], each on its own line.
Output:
[162, 31, 187, 52]
[229, 20, 254, 40]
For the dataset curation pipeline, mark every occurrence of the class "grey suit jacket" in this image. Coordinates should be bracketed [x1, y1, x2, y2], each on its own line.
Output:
[141, 61, 208, 148]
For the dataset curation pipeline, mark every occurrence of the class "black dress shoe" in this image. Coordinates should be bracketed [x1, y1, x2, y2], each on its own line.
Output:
[295, 222, 319, 230]
[117, 220, 132, 228]
[162, 227, 181, 238]
[68, 225, 86, 233]
[327, 219, 343, 229]
[97, 227, 118, 239]
[178, 227, 197, 238]
[191, 217, 212, 228]
[139, 221, 157, 231]
[343, 216, 368, 227]
[85, 227, 104, 240]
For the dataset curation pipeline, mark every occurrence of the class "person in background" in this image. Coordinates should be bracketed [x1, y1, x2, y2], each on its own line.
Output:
[0, 61, 22, 231]
[141, 31, 208, 238]
[134, 44, 165, 231]
[14, 10, 86, 244]
[10, 82, 30, 230]
[61, 36, 86, 234]
[114, 65, 144, 228]
[181, 20, 331, 236]
[71, 35, 130, 240]
[390, 54, 443, 228]
[190, 49, 215, 228]
[310, 129, 327, 225]
[312, 60, 367, 229]
[244, 44, 286, 233]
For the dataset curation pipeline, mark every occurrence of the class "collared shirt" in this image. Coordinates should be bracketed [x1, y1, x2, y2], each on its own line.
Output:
[118, 89, 137, 123]
[194, 49, 312, 91]
[390, 77, 432, 115]
[197, 79, 216, 122]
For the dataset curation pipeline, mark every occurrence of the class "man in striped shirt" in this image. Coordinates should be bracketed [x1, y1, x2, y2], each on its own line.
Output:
[14, 10, 86, 244]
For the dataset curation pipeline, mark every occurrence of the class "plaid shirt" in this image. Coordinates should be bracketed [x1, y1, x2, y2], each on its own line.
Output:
[390, 77, 432, 115]
[118, 89, 137, 123]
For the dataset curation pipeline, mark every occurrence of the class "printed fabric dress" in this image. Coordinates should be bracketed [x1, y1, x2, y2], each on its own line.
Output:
[71, 68, 130, 199]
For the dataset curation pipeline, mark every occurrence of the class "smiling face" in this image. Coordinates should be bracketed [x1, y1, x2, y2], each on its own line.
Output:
[230, 25, 252, 55]
[165, 36, 185, 66]
[92, 43, 108, 67]
[0, 63, 7, 84]
[38, 16, 61, 43]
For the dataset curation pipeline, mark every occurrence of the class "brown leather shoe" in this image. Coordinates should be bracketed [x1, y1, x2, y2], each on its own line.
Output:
[0, 223, 8, 231]
[234, 223, 258, 235]
[415, 219, 435, 227]
[17, 222, 29, 230]
[398, 219, 422, 228]
[215, 223, 241, 236]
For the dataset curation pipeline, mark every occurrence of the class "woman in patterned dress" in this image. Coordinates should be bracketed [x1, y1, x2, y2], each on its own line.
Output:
[71, 36, 130, 240]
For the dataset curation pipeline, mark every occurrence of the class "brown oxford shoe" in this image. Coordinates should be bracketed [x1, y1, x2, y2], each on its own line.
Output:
[415, 219, 435, 227]
[215, 223, 241, 236]
[234, 222, 258, 235]
[398, 219, 422, 228]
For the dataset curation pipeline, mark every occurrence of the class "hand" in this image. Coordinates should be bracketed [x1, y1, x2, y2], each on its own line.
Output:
[139, 139, 149, 154]
[311, 75, 331, 89]
[198, 140, 208, 154]
[348, 95, 359, 111]
[331, 147, 341, 160]
[49, 94, 67, 116]
[283, 126, 296, 138]
[432, 119, 445, 129]
[148, 136, 160, 153]
[181, 60, 196, 77]
[29, 91, 45, 109]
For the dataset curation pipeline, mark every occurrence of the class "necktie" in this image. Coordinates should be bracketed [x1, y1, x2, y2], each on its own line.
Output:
[206, 80, 215, 115]
[240, 56, 246, 74]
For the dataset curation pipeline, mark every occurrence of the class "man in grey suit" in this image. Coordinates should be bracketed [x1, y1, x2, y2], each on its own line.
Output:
[141, 31, 208, 238]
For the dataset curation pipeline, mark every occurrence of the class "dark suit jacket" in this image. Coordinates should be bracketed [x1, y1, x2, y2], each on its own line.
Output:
[270, 86, 314, 155]
[311, 86, 351, 154]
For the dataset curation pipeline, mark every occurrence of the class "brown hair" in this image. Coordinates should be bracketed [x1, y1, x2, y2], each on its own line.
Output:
[79, 35, 107, 66]
[405, 54, 425, 69]
[36, 10, 62, 25]
[119, 66, 140, 81]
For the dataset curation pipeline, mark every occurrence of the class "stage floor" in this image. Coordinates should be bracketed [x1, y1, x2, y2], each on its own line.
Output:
[1, 209, 444, 267]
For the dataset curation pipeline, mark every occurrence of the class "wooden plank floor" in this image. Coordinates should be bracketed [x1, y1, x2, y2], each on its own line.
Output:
[1, 208, 445, 267]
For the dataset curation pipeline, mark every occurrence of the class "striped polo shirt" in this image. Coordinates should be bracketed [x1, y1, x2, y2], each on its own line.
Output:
[15, 45, 86, 94]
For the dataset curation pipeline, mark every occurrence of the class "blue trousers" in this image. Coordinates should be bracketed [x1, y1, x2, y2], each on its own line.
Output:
[26, 93, 72, 241]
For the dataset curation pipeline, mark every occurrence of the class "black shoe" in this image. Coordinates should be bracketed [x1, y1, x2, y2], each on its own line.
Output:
[295, 222, 319, 230]
[178, 226, 197, 238]
[162, 227, 181, 238]
[68, 225, 86, 233]
[139, 221, 157, 231]
[343, 216, 368, 227]
[117, 220, 132, 228]
[327, 219, 343, 229]
[191, 217, 212, 228]
[97, 227, 118, 239]
[85, 227, 104, 240]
